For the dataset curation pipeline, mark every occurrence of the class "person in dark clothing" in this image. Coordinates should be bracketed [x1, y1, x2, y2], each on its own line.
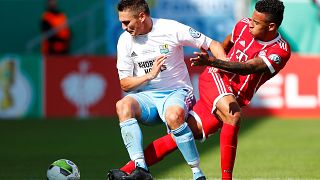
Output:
[41, 0, 71, 55]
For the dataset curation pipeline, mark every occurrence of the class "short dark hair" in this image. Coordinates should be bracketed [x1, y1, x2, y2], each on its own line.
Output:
[255, 0, 285, 28]
[117, 0, 150, 16]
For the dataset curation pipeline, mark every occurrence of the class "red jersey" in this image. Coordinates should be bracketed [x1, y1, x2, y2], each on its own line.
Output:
[191, 18, 291, 140]
[222, 18, 291, 106]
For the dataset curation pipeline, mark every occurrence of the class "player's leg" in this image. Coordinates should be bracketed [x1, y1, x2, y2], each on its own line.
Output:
[188, 99, 223, 141]
[197, 68, 239, 179]
[116, 95, 148, 171]
[215, 95, 241, 180]
[120, 68, 230, 179]
[114, 93, 161, 180]
[120, 102, 223, 175]
[120, 133, 177, 174]
[119, 67, 227, 178]
[161, 89, 206, 180]
[167, 106, 205, 180]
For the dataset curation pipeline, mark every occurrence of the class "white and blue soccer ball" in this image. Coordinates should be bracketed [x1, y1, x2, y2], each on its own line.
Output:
[47, 159, 80, 180]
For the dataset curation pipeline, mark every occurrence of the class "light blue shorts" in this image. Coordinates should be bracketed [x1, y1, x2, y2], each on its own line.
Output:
[127, 88, 196, 126]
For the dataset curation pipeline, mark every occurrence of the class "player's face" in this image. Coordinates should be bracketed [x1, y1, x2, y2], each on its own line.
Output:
[119, 10, 144, 36]
[249, 10, 271, 40]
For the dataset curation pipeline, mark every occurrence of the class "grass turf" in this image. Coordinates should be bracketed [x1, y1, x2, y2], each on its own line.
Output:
[0, 117, 319, 179]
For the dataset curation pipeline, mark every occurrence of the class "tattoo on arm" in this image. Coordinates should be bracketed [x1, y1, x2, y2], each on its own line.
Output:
[209, 57, 269, 75]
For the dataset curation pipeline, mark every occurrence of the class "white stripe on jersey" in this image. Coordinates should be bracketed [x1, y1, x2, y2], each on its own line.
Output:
[231, 26, 235, 43]
[211, 73, 222, 94]
[254, 73, 264, 95]
[209, 71, 227, 95]
[260, 55, 276, 74]
[230, 25, 248, 59]
[243, 38, 254, 53]
[236, 74, 251, 98]
[277, 38, 287, 51]
[261, 44, 268, 51]
[229, 74, 236, 82]
[214, 73, 228, 93]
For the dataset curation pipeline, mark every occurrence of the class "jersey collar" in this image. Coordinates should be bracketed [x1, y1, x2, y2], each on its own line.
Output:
[256, 33, 281, 45]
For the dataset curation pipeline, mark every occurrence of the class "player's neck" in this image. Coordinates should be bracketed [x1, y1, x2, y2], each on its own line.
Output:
[261, 31, 278, 42]
[141, 17, 153, 35]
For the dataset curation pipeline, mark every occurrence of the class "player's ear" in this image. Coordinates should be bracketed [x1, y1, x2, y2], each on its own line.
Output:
[268, 22, 277, 32]
[138, 11, 146, 22]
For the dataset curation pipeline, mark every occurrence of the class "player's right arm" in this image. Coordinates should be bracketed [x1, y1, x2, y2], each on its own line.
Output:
[117, 32, 168, 92]
[119, 55, 166, 92]
[221, 34, 233, 54]
[208, 39, 226, 60]
[207, 34, 233, 60]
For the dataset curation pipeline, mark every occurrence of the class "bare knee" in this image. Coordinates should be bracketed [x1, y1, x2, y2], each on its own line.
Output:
[224, 111, 241, 126]
[165, 106, 185, 130]
[216, 97, 242, 126]
[116, 97, 140, 122]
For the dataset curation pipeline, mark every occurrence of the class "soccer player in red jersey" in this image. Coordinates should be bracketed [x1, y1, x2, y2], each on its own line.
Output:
[108, 0, 291, 179]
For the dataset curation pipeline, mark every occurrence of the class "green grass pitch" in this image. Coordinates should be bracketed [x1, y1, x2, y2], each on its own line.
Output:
[0, 117, 319, 179]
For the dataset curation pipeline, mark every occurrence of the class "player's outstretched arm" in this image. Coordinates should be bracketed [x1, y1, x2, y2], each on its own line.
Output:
[191, 51, 269, 76]
[207, 57, 269, 75]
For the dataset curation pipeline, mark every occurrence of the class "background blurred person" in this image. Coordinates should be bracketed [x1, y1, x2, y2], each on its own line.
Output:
[41, 0, 71, 55]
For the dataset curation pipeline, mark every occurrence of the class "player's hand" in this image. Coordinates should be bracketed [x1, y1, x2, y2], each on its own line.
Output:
[190, 47, 215, 66]
[147, 55, 167, 80]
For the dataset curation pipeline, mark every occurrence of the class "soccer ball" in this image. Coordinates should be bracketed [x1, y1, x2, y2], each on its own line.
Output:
[46, 159, 80, 180]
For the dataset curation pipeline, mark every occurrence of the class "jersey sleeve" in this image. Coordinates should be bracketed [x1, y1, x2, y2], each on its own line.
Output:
[259, 43, 291, 74]
[116, 33, 134, 80]
[175, 21, 212, 50]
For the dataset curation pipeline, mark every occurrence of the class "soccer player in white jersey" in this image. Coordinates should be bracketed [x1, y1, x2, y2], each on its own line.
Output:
[107, 0, 226, 180]
[112, 0, 291, 179]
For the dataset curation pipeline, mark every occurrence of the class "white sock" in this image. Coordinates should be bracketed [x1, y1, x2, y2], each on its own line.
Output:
[192, 166, 204, 180]
[191, 166, 201, 174]
[134, 158, 148, 171]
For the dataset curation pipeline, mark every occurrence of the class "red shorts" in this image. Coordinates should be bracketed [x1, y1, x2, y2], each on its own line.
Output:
[191, 67, 234, 140]
[198, 67, 234, 112]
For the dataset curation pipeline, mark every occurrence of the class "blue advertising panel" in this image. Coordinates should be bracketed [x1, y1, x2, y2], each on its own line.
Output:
[105, 0, 236, 55]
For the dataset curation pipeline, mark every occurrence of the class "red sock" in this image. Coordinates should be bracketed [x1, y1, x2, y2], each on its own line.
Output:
[120, 133, 177, 174]
[220, 123, 239, 180]
[120, 161, 135, 174]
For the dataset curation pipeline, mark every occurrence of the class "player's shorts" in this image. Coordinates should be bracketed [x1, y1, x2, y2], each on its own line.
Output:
[190, 67, 234, 141]
[189, 102, 222, 142]
[127, 88, 196, 128]
[198, 67, 234, 112]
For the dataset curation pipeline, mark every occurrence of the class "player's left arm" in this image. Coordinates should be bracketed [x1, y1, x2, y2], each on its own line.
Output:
[190, 51, 269, 75]
[207, 57, 268, 75]
[191, 47, 290, 75]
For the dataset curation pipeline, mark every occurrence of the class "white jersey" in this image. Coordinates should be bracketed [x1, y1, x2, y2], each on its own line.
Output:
[117, 18, 212, 92]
